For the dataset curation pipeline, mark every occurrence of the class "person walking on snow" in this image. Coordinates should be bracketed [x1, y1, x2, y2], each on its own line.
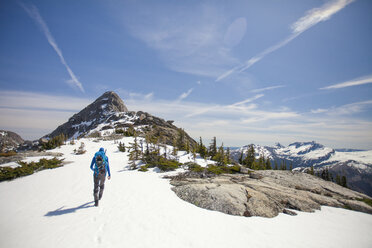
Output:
[90, 147, 111, 207]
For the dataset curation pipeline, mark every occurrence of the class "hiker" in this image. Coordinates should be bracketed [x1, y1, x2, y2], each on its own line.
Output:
[90, 147, 111, 207]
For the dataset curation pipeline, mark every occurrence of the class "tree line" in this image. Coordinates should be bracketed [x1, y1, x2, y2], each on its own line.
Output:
[307, 166, 348, 188]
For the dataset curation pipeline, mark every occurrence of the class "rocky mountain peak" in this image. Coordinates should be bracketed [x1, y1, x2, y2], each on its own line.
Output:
[46, 91, 128, 140]
[0, 130, 24, 152]
[92, 91, 128, 113]
[44, 91, 197, 148]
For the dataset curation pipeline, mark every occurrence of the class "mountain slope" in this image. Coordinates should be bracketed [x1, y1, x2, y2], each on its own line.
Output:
[1, 138, 372, 248]
[45, 91, 196, 147]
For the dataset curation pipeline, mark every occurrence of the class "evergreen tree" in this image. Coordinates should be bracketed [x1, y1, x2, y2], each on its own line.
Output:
[172, 138, 178, 156]
[336, 174, 341, 185]
[118, 142, 126, 152]
[177, 129, 186, 150]
[274, 160, 278, 170]
[330, 172, 334, 182]
[280, 160, 287, 170]
[309, 166, 314, 175]
[341, 176, 347, 188]
[258, 154, 265, 170]
[289, 162, 293, 171]
[325, 168, 330, 181]
[265, 158, 272, 170]
[214, 143, 225, 165]
[128, 135, 141, 169]
[225, 147, 231, 164]
[243, 145, 255, 169]
[186, 140, 190, 154]
[198, 137, 207, 158]
[238, 151, 243, 165]
[145, 142, 150, 156]
[321, 168, 331, 181]
[192, 146, 197, 163]
[162, 144, 168, 159]
[209, 137, 217, 158]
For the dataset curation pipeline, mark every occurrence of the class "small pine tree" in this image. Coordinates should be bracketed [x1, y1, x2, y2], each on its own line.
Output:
[129, 135, 141, 169]
[265, 158, 272, 170]
[243, 145, 255, 169]
[336, 174, 341, 185]
[209, 137, 217, 158]
[258, 154, 265, 170]
[118, 142, 126, 152]
[213, 143, 225, 165]
[341, 176, 347, 188]
[177, 129, 186, 150]
[192, 146, 197, 163]
[198, 137, 207, 158]
[163, 145, 168, 159]
[289, 162, 293, 171]
[75, 142, 86, 155]
[226, 147, 231, 164]
[172, 138, 178, 156]
[274, 160, 278, 170]
[280, 160, 287, 170]
[309, 166, 314, 175]
[238, 152, 243, 165]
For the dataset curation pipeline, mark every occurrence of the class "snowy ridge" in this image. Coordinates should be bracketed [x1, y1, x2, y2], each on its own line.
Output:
[1, 137, 372, 248]
[231, 141, 372, 196]
[231, 141, 371, 167]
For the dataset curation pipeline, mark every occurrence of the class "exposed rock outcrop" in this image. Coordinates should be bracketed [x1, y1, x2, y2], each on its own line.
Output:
[170, 170, 372, 218]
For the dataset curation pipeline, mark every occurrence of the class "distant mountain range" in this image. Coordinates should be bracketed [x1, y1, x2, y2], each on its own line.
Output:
[230, 142, 372, 197]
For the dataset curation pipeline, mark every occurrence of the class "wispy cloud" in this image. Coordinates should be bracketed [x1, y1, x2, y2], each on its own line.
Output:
[19, 3, 84, 93]
[121, 3, 239, 78]
[229, 94, 264, 107]
[129, 92, 154, 101]
[251, 85, 285, 93]
[177, 88, 194, 102]
[311, 108, 328, 114]
[216, 0, 355, 81]
[320, 75, 372, 90]
[311, 100, 372, 115]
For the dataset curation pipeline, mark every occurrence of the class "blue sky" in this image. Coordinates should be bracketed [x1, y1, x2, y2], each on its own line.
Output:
[0, 0, 371, 149]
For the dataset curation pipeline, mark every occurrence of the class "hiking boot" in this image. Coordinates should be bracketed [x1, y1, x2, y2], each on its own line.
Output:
[94, 200, 99, 207]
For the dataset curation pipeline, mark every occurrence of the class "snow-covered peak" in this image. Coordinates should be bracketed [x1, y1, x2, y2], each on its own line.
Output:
[275, 141, 334, 160]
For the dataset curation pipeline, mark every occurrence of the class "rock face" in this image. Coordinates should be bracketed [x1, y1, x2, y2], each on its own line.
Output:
[0, 130, 24, 152]
[45, 91, 197, 147]
[170, 170, 372, 218]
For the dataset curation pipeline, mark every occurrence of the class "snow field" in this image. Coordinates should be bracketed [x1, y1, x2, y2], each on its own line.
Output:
[0, 137, 372, 248]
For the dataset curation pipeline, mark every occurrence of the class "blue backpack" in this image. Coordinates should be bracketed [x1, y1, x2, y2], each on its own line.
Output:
[95, 153, 106, 173]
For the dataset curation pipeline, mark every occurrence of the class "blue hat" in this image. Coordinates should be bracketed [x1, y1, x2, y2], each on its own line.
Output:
[99, 147, 104, 152]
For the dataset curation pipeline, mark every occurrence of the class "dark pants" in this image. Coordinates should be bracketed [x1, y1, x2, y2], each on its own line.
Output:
[93, 171, 106, 201]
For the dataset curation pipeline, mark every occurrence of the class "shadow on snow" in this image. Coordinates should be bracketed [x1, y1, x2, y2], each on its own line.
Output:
[44, 201, 94, 216]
